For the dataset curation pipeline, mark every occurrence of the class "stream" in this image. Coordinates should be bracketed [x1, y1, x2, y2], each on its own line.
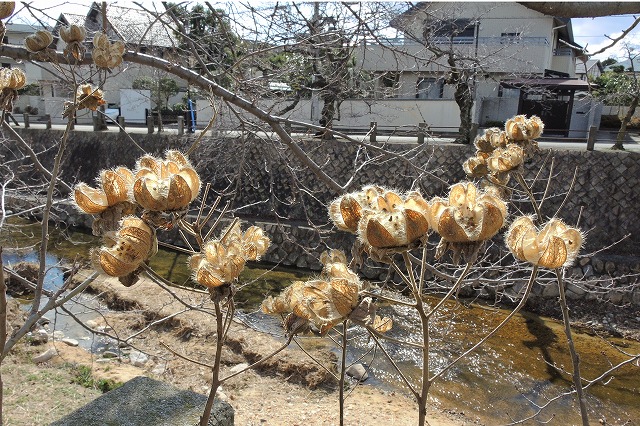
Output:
[2, 218, 639, 425]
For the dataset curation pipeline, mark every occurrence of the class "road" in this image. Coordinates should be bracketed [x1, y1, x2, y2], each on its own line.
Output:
[7, 121, 640, 153]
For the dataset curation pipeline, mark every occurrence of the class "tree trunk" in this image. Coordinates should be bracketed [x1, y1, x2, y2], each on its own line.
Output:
[454, 82, 473, 144]
[613, 95, 639, 150]
[320, 93, 337, 140]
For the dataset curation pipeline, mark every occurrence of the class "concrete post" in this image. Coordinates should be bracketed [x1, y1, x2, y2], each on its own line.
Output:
[22, 113, 29, 128]
[117, 116, 125, 132]
[177, 116, 184, 136]
[45, 114, 51, 129]
[147, 115, 154, 134]
[417, 122, 427, 144]
[369, 121, 377, 143]
[586, 126, 597, 151]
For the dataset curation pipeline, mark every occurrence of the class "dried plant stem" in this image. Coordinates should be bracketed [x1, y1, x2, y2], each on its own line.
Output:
[367, 329, 418, 397]
[425, 262, 473, 320]
[401, 252, 431, 426]
[31, 119, 73, 318]
[292, 337, 339, 381]
[339, 320, 348, 426]
[220, 335, 293, 382]
[200, 298, 227, 426]
[514, 172, 543, 223]
[0, 248, 5, 426]
[555, 268, 589, 426]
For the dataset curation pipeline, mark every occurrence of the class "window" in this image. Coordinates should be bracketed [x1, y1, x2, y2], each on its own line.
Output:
[425, 19, 476, 44]
[416, 78, 443, 99]
[500, 32, 522, 44]
[377, 72, 399, 98]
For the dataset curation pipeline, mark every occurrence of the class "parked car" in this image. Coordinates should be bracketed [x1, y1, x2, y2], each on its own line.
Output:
[104, 105, 120, 123]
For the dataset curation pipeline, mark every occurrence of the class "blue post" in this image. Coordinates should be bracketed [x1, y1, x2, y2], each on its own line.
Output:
[187, 99, 196, 133]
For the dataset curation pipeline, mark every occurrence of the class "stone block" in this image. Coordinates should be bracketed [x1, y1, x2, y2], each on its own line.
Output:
[50, 376, 233, 426]
[542, 283, 560, 298]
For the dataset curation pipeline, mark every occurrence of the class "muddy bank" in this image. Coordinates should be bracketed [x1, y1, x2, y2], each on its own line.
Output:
[74, 270, 477, 425]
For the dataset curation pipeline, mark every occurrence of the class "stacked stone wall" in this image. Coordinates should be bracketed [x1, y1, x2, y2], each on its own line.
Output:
[5, 129, 640, 309]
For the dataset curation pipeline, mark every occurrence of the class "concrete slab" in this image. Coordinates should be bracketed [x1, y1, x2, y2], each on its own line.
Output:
[50, 376, 233, 426]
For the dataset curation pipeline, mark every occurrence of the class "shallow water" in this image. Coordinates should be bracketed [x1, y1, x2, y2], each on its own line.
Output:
[2, 218, 639, 424]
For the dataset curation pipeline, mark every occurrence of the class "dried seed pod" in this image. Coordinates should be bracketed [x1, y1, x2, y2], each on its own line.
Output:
[189, 239, 247, 289]
[132, 150, 200, 212]
[60, 24, 86, 43]
[0, 67, 25, 90]
[431, 181, 507, 243]
[92, 216, 157, 277]
[320, 249, 359, 282]
[241, 226, 270, 260]
[189, 222, 270, 289]
[0, 68, 26, 111]
[357, 189, 430, 248]
[92, 33, 126, 69]
[0, 2, 15, 20]
[487, 144, 524, 173]
[73, 167, 134, 214]
[25, 30, 54, 53]
[505, 216, 583, 268]
[505, 115, 544, 141]
[463, 151, 490, 177]
[262, 250, 363, 335]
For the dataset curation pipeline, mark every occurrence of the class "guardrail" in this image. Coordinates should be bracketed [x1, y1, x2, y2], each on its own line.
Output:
[291, 121, 608, 151]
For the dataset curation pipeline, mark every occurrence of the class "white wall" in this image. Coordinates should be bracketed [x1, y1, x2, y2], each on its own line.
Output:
[212, 98, 462, 132]
[602, 105, 640, 118]
[120, 89, 150, 124]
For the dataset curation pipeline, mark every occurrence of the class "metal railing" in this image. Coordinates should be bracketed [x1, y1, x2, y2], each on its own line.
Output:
[362, 36, 550, 47]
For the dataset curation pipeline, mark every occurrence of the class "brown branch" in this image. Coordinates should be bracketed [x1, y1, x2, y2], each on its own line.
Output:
[0, 43, 344, 193]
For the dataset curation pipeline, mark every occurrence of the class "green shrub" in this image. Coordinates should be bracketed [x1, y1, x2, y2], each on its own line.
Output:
[71, 365, 122, 393]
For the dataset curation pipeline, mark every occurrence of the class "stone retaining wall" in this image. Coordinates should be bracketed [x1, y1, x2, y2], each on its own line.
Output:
[5, 129, 640, 309]
[8, 128, 639, 254]
[41, 200, 640, 309]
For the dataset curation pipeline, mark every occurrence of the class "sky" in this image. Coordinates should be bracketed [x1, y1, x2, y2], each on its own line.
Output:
[10, 1, 640, 61]
[572, 14, 640, 61]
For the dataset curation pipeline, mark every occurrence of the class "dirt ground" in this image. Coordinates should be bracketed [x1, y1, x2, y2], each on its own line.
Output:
[3, 270, 481, 426]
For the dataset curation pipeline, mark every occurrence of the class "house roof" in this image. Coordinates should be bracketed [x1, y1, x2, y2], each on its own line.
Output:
[501, 78, 593, 90]
[575, 59, 603, 75]
[54, 2, 176, 48]
[390, 2, 582, 49]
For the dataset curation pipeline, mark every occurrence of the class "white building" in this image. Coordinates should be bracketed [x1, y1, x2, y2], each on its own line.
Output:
[350, 2, 597, 136]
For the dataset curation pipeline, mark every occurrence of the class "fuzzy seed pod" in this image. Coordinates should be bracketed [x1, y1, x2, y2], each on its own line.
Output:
[92, 33, 126, 69]
[25, 30, 54, 53]
[431, 181, 507, 243]
[0, 67, 25, 90]
[261, 250, 361, 335]
[92, 216, 157, 277]
[73, 167, 134, 214]
[132, 150, 200, 212]
[60, 24, 86, 44]
[357, 190, 430, 248]
[505, 216, 583, 268]
[0, 2, 15, 20]
[505, 115, 544, 141]
[487, 144, 524, 173]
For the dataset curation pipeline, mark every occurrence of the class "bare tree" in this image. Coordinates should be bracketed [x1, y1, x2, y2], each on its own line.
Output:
[0, 3, 638, 426]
